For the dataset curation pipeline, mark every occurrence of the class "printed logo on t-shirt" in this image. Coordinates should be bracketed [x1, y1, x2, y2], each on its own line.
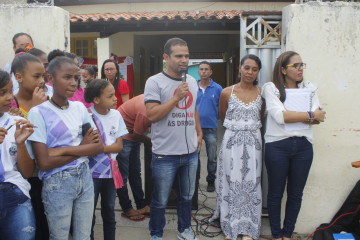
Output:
[174, 90, 193, 110]
[110, 126, 116, 137]
[9, 143, 17, 156]
[167, 89, 195, 127]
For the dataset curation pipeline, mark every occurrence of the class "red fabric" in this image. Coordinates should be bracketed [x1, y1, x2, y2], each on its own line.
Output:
[115, 79, 129, 108]
[117, 56, 134, 99]
[127, 64, 134, 98]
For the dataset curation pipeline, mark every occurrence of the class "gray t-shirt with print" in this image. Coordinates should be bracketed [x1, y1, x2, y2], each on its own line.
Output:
[144, 72, 198, 155]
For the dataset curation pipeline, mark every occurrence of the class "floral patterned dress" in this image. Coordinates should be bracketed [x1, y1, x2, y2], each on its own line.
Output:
[210, 86, 262, 240]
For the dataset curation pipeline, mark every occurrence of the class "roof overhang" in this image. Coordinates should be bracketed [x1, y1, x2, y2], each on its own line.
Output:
[70, 10, 281, 36]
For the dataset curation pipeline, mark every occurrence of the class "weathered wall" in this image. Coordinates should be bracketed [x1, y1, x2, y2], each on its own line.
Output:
[0, 5, 70, 69]
[62, 2, 289, 14]
[282, 2, 360, 234]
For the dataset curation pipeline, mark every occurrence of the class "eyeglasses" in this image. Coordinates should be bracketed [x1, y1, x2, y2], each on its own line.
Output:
[104, 68, 116, 72]
[285, 62, 306, 69]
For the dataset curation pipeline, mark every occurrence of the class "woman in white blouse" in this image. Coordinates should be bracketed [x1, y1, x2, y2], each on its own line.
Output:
[261, 51, 326, 240]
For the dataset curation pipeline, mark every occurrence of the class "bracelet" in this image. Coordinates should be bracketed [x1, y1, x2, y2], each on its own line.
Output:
[307, 111, 314, 122]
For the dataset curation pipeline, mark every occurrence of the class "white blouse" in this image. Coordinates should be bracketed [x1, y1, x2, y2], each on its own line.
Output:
[261, 81, 320, 144]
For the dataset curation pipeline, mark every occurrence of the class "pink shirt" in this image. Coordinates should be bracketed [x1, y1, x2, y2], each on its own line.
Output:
[69, 87, 93, 108]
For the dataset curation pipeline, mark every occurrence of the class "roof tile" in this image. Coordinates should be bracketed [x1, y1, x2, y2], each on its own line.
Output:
[70, 10, 243, 23]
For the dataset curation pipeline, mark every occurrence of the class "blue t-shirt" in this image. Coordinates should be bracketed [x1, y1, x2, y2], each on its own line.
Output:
[196, 79, 223, 128]
[28, 101, 96, 180]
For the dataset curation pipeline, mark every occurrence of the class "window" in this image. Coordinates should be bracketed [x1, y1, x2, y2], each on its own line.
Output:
[71, 37, 97, 59]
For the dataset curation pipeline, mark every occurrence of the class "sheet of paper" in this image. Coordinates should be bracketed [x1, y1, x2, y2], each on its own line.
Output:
[284, 89, 312, 131]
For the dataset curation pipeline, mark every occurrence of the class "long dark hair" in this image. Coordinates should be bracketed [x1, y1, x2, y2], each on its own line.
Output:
[101, 59, 120, 91]
[238, 54, 262, 85]
[272, 51, 299, 102]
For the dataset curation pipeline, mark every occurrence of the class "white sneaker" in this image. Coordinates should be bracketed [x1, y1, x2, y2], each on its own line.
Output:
[177, 228, 198, 240]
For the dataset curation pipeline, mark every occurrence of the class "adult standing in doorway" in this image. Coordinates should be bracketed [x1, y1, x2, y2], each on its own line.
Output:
[210, 54, 263, 240]
[196, 61, 222, 192]
[4, 32, 34, 94]
[144, 37, 202, 240]
[101, 59, 129, 108]
[262, 51, 326, 240]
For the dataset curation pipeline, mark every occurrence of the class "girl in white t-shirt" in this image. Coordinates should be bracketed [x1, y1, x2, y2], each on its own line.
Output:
[84, 78, 128, 240]
[0, 69, 36, 240]
[28, 57, 104, 239]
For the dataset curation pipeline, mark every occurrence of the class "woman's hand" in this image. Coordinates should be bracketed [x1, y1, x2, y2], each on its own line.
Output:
[14, 119, 34, 145]
[81, 128, 100, 145]
[313, 108, 326, 122]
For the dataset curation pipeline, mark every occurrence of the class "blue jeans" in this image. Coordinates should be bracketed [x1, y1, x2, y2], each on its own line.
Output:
[42, 162, 94, 240]
[149, 151, 198, 237]
[91, 178, 116, 240]
[0, 182, 35, 240]
[202, 128, 218, 183]
[265, 137, 313, 238]
[117, 139, 146, 212]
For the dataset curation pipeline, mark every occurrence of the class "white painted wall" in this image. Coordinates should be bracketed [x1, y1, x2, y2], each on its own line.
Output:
[97, 37, 111, 77]
[0, 6, 70, 69]
[62, 2, 289, 14]
[282, 2, 360, 234]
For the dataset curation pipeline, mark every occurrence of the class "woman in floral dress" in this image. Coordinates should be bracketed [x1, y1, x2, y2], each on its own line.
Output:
[210, 54, 263, 240]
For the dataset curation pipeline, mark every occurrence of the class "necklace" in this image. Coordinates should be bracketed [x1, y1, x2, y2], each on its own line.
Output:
[51, 98, 69, 110]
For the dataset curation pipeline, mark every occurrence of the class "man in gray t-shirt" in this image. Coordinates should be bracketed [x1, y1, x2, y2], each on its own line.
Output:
[144, 38, 202, 240]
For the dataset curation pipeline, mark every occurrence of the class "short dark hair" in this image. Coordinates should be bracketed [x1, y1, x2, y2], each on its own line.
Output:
[65, 52, 76, 60]
[199, 61, 212, 70]
[28, 48, 46, 58]
[0, 70, 11, 89]
[84, 67, 96, 77]
[48, 49, 65, 63]
[11, 53, 42, 75]
[48, 56, 77, 76]
[164, 38, 187, 55]
[12, 32, 33, 48]
[84, 78, 110, 103]
[239, 54, 262, 86]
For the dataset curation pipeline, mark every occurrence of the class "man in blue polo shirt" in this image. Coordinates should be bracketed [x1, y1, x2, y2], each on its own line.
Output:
[196, 61, 223, 192]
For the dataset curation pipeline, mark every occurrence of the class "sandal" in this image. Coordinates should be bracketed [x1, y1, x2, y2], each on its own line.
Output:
[225, 237, 231, 240]
[121, 209, 145, 222]
[242, 235, 253, 240]
[138, 205, 150, 218]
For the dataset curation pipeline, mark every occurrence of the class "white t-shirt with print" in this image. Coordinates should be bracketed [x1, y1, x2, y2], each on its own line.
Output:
[0, 113, 31, 198]
[28, 101, 96, 180]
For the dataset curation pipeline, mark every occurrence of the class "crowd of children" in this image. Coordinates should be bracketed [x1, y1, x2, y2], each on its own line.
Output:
[0, 35, 136, 240]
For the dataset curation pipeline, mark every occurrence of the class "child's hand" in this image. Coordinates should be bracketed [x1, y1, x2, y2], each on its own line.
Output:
[0, 127, 8, 144]
[14, 119, 34, 145]
[32, 87, 47, 107]
[81, 128, 100, 145]
[8, 107, 24, 117]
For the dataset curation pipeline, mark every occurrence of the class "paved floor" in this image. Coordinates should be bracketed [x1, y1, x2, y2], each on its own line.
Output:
[91, 126, 306, 240]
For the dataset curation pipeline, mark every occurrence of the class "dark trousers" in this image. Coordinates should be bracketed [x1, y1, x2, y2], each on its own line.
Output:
[265, 137, 313, 238]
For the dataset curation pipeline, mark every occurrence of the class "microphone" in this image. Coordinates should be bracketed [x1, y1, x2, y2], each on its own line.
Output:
[180, 69, 187, 82]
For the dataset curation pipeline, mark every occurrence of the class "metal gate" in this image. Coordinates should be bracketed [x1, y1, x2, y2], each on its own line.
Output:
[240, 13, 282, 210]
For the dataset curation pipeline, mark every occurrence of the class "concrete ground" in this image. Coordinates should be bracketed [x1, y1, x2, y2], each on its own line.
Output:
[91, 126, 307, 240]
